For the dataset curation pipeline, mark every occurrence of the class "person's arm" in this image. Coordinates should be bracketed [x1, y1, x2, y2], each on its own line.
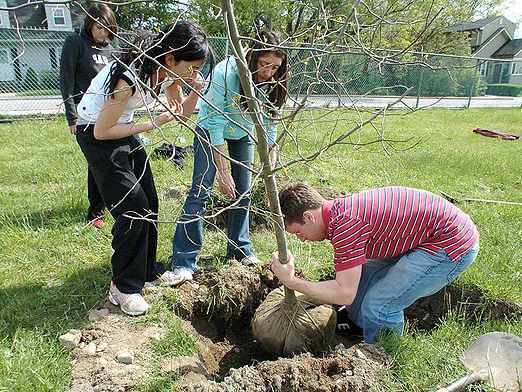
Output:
[93, 79, 180, 140]
[59, 34, 80, 133]
[271, 251, 362, 305]
[212, 144, 235, 198]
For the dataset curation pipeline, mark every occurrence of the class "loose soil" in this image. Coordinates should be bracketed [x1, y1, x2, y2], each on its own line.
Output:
[66, 262, 521, 391]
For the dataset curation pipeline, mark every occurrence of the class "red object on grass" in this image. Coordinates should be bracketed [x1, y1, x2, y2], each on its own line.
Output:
[92, 218, 104, 229]
[473, 128, 519, 140]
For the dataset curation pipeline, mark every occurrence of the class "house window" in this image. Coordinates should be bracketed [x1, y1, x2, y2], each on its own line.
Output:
[512, 62, 522, 75]
[52, 8, 66, 26]
[0, 49, 9, 64]
[479, 61, 488, 77]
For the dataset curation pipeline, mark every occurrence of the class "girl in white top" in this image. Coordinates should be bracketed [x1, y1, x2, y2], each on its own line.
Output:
[76, 20, 214, 316]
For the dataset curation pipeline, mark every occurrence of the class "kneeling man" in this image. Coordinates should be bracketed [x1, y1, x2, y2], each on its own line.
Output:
[271, 183, 479, 343]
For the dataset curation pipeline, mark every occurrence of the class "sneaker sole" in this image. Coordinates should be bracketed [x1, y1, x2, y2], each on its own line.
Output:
[144, 276, 188, 287]
[108, 291, 149, 316]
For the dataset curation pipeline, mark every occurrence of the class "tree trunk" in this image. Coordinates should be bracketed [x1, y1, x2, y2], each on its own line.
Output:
[220, 0, 297, 304]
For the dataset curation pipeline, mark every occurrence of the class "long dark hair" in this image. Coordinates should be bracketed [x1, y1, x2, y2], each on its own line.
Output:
[241, 30, 288, 112]
[106, 20, 215, 96]
[83, 3, 117, 41]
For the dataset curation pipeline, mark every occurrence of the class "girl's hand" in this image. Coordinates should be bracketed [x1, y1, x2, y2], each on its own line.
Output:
[69, 124, 77, 135]
[153, 100, 182, 127]
[189, 72, 205, 93]
[217, 168, 236, 198]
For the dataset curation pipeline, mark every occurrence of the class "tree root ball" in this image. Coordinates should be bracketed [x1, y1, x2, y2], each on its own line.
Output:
[251, 287, 337, 357]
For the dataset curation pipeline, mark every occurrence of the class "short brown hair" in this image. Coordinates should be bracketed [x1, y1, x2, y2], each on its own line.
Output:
[279, 182, 324, 224]
[83, 4, 118, 41]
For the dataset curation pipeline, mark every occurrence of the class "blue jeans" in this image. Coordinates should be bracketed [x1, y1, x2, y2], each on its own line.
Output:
[171, 127, 254, 270]
[346, 246, 479, 343]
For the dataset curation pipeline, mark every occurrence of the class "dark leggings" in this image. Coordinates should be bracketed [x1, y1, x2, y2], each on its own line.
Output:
[86, 166, 105, 220]
[76, 124, 165, 293]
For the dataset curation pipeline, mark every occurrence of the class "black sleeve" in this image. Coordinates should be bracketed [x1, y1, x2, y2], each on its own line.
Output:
[59, 34, 80, 127]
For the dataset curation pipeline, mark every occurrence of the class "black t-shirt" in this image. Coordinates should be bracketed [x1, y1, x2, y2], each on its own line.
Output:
[59, 29, 114, 126]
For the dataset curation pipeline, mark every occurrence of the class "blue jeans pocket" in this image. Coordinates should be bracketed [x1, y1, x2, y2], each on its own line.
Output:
[445, 248, 478, 283]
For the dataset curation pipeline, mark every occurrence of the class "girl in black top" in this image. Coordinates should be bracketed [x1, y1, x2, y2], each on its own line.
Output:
[59, 4, 117, 227]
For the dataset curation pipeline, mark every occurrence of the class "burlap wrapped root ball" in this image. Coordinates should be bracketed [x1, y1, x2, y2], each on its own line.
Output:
[251, 287, 337, 356]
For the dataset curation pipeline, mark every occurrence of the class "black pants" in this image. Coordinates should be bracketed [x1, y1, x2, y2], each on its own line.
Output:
[76, 124, 166, 293]
[86, 166, 105, 220]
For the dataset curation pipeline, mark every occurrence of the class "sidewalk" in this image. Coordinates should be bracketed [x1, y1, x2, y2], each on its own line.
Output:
[0, 94, 520, 116]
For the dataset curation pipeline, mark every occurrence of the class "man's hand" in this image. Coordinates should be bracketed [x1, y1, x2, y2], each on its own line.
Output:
[271, 251, 296, 287]
[69, 124, 77, 134]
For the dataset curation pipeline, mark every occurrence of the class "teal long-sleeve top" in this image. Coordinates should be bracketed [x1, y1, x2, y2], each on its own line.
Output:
[196, 56, 278, 146]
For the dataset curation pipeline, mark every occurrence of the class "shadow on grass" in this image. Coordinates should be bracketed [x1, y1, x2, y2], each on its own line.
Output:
[0, 265, 110, 338]
[1, 203, 87, 230]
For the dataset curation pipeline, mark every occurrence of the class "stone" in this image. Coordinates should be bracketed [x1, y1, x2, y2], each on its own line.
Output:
[88, 310, 101, 322]
[355, 348, 367, 360]
[97, 358, 108, 367]
[183, 371, 208, 384]
[98, 308, 110, 316]
[161, 356, 205, 375]
[59, 329, 82, 349]
[116, 349, 134, 364]
[334, 343, 347, 355]
[96, 341, 108, 352]
[83, 342, 97, 356]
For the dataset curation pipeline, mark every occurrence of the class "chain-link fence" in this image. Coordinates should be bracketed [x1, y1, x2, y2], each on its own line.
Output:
[0, 27, 521, 116]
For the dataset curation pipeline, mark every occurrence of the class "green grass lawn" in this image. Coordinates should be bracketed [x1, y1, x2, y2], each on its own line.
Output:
[0, 108, 521, 391]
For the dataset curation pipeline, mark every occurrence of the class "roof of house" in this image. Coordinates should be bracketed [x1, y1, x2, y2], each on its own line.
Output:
[472, 27, 510, 54]
[446, 17, 500, 33]
[6, 0, 85, 29]
[493, 38, 522, 58]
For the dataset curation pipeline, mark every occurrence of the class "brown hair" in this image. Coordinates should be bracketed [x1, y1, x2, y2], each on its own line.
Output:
[83, 3, 118, 41]
[279, 182, 324, 224]
[241, 30, 288, 111]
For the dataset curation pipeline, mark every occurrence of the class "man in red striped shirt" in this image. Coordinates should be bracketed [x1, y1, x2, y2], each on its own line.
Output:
[271, 182, 479, 343]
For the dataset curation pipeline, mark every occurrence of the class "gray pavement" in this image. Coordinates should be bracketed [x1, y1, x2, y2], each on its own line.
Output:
[0, 94, 520, 117]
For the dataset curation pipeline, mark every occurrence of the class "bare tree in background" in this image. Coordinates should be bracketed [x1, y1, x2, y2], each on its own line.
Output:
[1, 0, 479, 258]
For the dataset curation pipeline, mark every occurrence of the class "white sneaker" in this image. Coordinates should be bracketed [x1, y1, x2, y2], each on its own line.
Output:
[240, 255, 261, 266]
[146, 268, 193, 287]
[108, 282, 150, 316]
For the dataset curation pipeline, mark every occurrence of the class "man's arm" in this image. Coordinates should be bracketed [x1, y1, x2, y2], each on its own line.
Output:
[271, 252, 362, 306]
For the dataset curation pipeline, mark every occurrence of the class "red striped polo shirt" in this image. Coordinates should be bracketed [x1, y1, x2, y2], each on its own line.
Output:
[323, 186, 479, 272]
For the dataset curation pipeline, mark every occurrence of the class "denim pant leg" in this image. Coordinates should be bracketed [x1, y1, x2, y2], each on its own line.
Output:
[171, 128, 216, 270]
[346, 258, 399, 328]
[358, 247, 478, 343]
[226, 136, 254, 260]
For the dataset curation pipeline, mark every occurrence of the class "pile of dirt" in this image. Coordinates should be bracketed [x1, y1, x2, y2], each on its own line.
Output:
[177, 343, 387, 392]
[171, 260, 280, 325]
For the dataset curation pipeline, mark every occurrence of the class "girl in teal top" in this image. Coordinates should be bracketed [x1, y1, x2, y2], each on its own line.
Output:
[168, 30, 288, 283]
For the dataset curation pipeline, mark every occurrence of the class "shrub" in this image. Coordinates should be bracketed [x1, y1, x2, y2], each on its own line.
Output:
[39, 70, 60, 89]
[23, 67, 38, 90]
[485, 84, 522, 97]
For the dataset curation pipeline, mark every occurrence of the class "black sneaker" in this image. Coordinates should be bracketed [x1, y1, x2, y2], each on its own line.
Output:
[336, 306, 364, 338]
